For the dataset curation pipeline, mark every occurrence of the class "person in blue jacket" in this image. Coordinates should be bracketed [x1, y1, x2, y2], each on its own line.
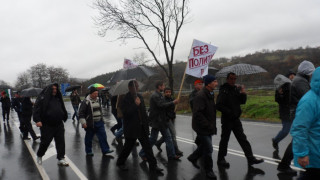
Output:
[291, 66, 320, 179]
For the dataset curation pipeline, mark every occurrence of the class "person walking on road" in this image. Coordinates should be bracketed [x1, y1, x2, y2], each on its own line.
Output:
[33, 83, 69, 166]
[187, 75, 218, 179]
[70, 89, 81, 121]
[272, 80, 291, 151]
[11, 92, 24, 133]
[116, 80, 163, 173]
[291, 67, 320, 180]
[216, 72, 264, 168]
[139, 81, 181, 161]
[1, 91, 11, 123]
[189, 79, 203, 111]
[155, 87, 183, 156]
[277, 60, 315, 175]
[21, 96, 40, 141]
[78, 87, 114, 156]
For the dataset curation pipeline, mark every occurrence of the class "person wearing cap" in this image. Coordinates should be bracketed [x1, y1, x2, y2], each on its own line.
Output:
[0, 91, 11, 123]
[189, 79, 203, 111]
[187, 75, 218, 179]
[277, 60, 315, 175]
[78, 87, 114, 156]
[216, 72, 264, 168]
[287, 71, 296, 81]
[33, 83, 69, 166]
[291, 67, 320, 179]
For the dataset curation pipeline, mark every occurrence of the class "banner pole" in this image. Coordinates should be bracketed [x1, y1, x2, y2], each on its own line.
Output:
[174, 40, 195, 112]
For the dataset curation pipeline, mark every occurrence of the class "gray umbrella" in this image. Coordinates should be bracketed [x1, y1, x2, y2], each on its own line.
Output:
[215, 63, 267, 78]
[20, 87, 43, 97]
[274, 74, 291, 89]
[109, 80, 144, 96]
[110, 66, 156, 83]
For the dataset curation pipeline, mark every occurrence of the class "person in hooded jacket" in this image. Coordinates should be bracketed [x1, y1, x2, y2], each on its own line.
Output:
[277, 60, 315, 175]
[291, 66, 320, 180]
[78, 87, 113, 156]
[33, 83, 69, 166]
[272, 81, 291, 150]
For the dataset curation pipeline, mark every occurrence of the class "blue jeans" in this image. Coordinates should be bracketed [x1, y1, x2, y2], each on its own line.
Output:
[84, 120, 110, 154]
[139, 128, 176, 158]
[72, 105, 79, 120]
[188, 135, 213, 172]
[115, 119, 124, 138]
[273, 120, 292, 143]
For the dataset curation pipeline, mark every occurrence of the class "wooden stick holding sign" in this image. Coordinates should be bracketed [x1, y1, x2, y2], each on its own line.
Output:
[175, 39, 218, 112]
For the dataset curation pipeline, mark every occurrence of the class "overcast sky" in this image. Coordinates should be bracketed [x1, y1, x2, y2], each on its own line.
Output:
[1, 0, 320, 85]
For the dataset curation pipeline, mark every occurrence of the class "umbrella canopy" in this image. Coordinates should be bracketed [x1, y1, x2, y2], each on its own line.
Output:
[109, 80, 144, 96]
[110, 66, 156, 83]
[65, 85, 81, 92]
[88, 83, 105, 90]
[274, 74, 291, 89]
[215, 63, 267, 78]
[20, 87, 42, 97]
[101, 87, 111, 91]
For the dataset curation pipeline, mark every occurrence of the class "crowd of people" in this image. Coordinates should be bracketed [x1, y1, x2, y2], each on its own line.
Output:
[1, 60, 319, 179]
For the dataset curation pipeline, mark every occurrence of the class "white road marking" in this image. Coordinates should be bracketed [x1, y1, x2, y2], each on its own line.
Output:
[13, 121, 88, 180]
[176, 136, 303, 171]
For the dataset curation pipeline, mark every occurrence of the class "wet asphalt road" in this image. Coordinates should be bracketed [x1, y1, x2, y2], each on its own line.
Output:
[0, 102, 303, 180]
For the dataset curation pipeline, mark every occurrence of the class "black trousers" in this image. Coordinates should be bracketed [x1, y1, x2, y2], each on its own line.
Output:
[2, 107, 10, 121]
[278, 141, 293, 168]
[37, 123, 65, 160]
[300, 168, 320, 180]
[117, 128, 157, 169]
[22, 116, 37, 139]
[218, 119, 253, 160]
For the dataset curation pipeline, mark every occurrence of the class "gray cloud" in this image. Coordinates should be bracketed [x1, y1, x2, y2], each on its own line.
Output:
[1, 0, 320, 85]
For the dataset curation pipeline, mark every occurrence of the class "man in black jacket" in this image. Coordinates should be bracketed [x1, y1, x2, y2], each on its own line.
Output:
[187, 75, 218, 179]
[33, 83, 69, 166]
[1, 91, 11, 123]
[138, 81, 180, 161]
[216, 72, 263, 168]
[116, 80, 163, 173]
[11, 92, 24, 133]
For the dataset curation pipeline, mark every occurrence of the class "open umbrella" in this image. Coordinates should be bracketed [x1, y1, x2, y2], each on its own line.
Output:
[110, 66, 156, 83]
[109, 80, 144, 96]
[215, 63, 267, 78]
[65, 85, 81, 92]
[20, 87, 42, 97]
[88, 83, 105, 90]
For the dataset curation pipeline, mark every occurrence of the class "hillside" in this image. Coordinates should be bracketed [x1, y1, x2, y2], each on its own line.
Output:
[83, 46, 320, 91]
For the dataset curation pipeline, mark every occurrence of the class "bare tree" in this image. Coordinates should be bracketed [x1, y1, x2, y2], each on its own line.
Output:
[93, 0, 190, 90]
[28, 63, 49, 88]
[132, 52, 151, 65]
[15, 72, 32, 90]
[47, 66, 69, 85]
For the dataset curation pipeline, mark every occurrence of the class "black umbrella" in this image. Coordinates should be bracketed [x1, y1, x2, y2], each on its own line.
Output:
[109, 80, 144, 96]
[20, 87, 42, 97]
[65, 85, 81, 92]
[110, 66, 156, 83]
